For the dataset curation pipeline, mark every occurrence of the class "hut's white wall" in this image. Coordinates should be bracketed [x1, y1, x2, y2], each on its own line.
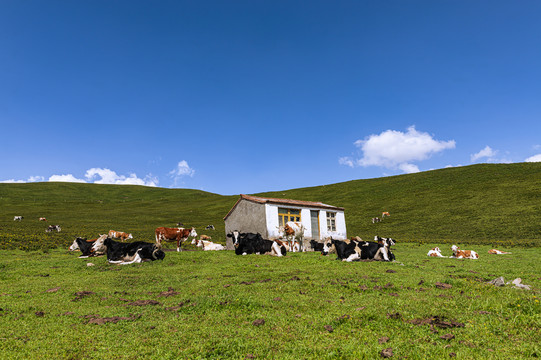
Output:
[318, 210, 347, 240]
[264, 205, 346, 241]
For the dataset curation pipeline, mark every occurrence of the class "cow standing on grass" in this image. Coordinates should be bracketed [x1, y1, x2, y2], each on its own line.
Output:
[155, 227, 197, 252]
[280, 221, 306, 252]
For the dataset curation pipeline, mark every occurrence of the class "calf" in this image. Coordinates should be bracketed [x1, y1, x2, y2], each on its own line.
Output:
[427, 247, 446, 257]
[104, 238, 165, 265]
[191, 238, 225, 251]
[451, 245, 479, 259]
[227, 231, 286, 256]
[108, 230, 133, 242]
[46, 225, 61, 232]
[488, 249, 511, 255]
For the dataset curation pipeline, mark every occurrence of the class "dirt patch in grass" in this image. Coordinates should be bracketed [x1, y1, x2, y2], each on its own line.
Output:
[158, 287, 180, 297]
[72, 291, 95, 301]
[127, 300, 160, 306]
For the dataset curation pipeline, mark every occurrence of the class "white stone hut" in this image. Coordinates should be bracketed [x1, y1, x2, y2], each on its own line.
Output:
[224, 194, 347, 250]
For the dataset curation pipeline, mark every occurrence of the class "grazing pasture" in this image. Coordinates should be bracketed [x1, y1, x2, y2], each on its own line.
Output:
[0, 244, 539, 359]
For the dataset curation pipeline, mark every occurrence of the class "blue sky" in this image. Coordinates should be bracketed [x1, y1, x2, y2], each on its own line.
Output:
[1, 1, 540, 195]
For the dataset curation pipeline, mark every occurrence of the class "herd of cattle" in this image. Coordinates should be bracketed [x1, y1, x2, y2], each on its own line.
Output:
[14, 216, 510, 265]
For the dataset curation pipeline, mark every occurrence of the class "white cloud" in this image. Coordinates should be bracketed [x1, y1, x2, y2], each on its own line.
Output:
[398, 163, 420, 174]
[340, 126, 456, 173]
[85, 168, 158, 187]
[471, 146, 497, 162]
[169, 160, 195, 186]
[49, 174, 87, 183]
[525, 154, 541, 162]
[1, 176, 45, 183]
[0, 179, 26, 183]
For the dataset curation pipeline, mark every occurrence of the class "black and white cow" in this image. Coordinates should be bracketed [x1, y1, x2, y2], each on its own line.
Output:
[310, 240, 325, 252]
[69, 237, 97, 258]
[46, 225, 61, 232]
[103, 238, 165, 265]
[323, 237, 396, 262]
[13, 216, 23, 221]
[227, 231, 287, 256]
[205, 225, 215, 230]
[374, 236, 396, 261]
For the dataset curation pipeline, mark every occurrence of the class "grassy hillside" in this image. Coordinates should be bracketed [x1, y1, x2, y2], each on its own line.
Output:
[1, 163, 540, 250]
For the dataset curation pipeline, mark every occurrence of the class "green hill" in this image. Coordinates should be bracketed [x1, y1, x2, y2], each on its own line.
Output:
[1, 163, 540, 250]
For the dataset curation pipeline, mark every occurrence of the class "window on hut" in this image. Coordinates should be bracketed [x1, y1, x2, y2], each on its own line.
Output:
[278, 208, 301, 227]
[327, 212, 336, 231]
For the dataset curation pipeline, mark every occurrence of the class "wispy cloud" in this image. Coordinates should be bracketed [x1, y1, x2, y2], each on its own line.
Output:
[169, 160, 195, 186]
[1, 169, 158, 186]
[471, 146, 497, 162]
[339, 126, 456, 173]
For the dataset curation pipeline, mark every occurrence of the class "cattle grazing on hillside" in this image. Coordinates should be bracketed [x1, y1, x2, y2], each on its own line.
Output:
[372, 217, 381, 224]
[191, 238, 225, 251]
[205, 225, 215, 230]
[39, 217, 47, 221]
[104, 238, 165, 265]
[108, 230, 133, 242]
[488, 249, 511, 255]
[280, 221, 306, 252]
[13, 216, 23, 221]
[451, 245, 479, 259]
[46, 225, 61, 232]
[227, 231, 287, 256]
[427, 247, 446, 257]
[382, 211, 390, 218]
[155, 227, 197, 252]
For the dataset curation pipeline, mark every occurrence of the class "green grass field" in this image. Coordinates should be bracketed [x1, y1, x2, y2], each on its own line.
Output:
[0, 163, 540, 358]
[0, 245, 539, 359]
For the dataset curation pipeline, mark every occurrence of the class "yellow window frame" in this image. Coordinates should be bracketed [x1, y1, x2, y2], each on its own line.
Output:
[278, 208, 301, 227]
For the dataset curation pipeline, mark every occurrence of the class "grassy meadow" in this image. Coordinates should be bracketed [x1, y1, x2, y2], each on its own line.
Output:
[0, 163, 540, 358]
[0, 245, 539, 359]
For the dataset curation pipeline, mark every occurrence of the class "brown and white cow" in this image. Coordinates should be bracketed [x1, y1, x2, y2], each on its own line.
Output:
[427, 247, 446, 257]
[280, 221, 305, 252]
[39, 217, 47, 221]
[108, 230, 133, 242]
[155, 227, 197, 252]
[488, 249, 512, 255]
[382, 211, 390, 218]
[451, 245, 479, 259]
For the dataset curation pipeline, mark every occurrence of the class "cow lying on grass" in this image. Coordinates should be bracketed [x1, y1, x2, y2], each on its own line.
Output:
[451, 245, 479, 259]
[227, 231, 287, 256]
[191, 238, 225, 251]
[427, 247, 446, 257]
[488, 249, 511, 255]
[70, 234, 108, 258]
[310, 240, 324, 252]
[104, 238, 165, 265]
[322, 236, 396, 262]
